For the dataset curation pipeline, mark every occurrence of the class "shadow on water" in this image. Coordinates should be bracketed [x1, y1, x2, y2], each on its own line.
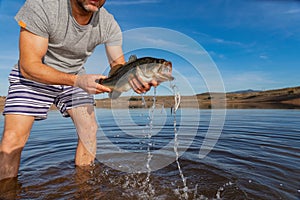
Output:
[0, 157, 279, 200]
[1, 156, 296, 200]
[0, 159, 249, 200]
[0, 155, 299, 199]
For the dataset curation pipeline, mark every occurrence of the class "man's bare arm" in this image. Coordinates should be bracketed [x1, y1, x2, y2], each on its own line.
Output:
[19, 28, 77, 86]
[19, 28, 111, 94]
[105, 45, 126, 67]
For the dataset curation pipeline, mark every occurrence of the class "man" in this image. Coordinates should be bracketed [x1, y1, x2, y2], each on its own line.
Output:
[0, 0, 157, 181]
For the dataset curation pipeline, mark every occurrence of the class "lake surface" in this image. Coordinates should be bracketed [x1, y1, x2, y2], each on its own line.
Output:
[0, 108, 299, 200]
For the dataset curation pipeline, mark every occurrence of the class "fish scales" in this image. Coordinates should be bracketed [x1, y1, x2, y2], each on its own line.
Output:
[97, 55, 174, 99]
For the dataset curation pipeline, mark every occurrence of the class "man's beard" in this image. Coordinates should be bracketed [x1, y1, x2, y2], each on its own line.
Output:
[83, 4, 99, 12]
[76, 0, 101, 13]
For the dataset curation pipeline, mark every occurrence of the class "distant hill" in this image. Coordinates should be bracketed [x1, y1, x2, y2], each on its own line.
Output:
[93, 86, 300, 109]
[225, 86, 300, 104]
[1, 86, 300, 112]
[229, 89, 262, 94]
[198, 86, 300, 109]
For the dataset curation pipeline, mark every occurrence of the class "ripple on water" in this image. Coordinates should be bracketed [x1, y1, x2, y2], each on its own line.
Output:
[0, 109, 299, 199]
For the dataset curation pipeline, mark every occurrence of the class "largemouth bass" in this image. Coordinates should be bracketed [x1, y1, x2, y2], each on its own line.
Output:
[97, 55, 174, 99]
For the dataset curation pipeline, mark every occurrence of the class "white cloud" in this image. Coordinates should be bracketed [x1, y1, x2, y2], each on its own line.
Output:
[209, 51, 226, 60]
[123, 29, 208, 56]
[212, 38, 245, 47]
[284, 8, 300, 14]
[142, 37, 206, 55]
[259, 55, 269, 60]
[192, 31, 251, 49]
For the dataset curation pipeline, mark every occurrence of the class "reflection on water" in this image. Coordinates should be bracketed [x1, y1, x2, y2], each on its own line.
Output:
[0, 109, 300, 199]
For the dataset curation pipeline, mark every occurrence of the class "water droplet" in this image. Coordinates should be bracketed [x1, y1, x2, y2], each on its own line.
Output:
[227, 181, 233, 186]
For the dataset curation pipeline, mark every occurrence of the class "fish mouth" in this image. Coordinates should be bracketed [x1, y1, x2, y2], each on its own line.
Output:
[162, 61, 174, 80]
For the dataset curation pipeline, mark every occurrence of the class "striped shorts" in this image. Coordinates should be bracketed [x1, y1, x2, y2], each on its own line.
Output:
[3, 68, 95, 120]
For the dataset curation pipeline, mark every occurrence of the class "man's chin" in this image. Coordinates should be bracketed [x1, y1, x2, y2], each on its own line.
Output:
[83, 5, 99, 12]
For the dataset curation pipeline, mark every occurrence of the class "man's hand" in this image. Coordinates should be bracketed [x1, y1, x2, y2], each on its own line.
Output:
[75, 74, 111, 94]
[129, 75, 159, 94]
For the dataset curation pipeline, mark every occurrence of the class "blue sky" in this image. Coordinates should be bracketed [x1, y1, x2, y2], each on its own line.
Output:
[0, 0, 299, 96]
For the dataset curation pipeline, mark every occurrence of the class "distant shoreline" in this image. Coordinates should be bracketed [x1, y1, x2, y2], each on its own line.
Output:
[1, 86, 300, 113]
[93, 85, 300, 109]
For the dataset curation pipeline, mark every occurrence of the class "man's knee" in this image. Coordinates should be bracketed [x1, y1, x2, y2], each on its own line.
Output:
[0, 130, 30, 153]
[89, 121, 98, 134]
[1, 114, 34, 153]
[77, 119, 98, 135]
[78, 123, 98, 145]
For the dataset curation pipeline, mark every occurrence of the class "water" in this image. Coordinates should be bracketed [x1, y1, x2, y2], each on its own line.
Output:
[144, 88, 157, 198]
[0, 109, 300, 200]
[171, 84, 188, 199]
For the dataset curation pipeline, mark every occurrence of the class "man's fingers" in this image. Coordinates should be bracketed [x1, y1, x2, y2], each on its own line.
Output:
[74, 74, 113, 94]
[96, 84, 111, 93]
[129, 78, 143, 94]
[150, 79, 159, 87]
[92, 75, 112, 93]
[137, 76, 151, 91]
[128, 75, 160, 94]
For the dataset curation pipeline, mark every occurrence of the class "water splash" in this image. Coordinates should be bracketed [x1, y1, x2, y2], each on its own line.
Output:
[171, 83, 181, 113]
[140, 84, 186, 199]
[142, 87, 157, 198]
[215, 181, 234, 199]
[85, 162, 101, 185]
[141, 93, 147, 108]
[170, 82, 188, 199]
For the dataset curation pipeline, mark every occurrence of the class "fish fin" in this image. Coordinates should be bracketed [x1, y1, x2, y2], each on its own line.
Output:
[109, 91, 122, 99]
[108, 55, 137, 77]
[128, 55, 137, 62]
[108, 64, 123, 77]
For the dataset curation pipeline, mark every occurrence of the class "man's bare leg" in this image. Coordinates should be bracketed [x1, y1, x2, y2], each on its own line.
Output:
[0, 114, 34, 181]
[68, 105, 98, 166]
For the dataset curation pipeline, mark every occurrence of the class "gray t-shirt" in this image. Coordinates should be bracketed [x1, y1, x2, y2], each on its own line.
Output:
[15, 0, 122, 74]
